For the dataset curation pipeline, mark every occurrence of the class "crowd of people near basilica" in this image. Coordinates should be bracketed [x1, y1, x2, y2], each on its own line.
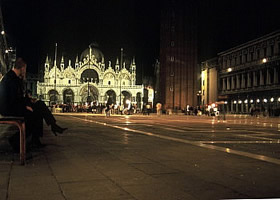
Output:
[51, 102, 143, 115]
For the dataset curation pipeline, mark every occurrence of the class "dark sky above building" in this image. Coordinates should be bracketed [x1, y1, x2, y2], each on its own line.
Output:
[1, 0, 280, 75]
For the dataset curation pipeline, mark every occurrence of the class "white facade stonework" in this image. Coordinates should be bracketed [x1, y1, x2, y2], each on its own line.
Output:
[37, 47, 144, 107]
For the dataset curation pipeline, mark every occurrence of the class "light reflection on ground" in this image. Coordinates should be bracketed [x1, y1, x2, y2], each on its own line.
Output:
[69, 114, 280, 165]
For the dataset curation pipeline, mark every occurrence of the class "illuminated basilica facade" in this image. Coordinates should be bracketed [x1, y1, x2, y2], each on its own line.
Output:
[37, 46, 145, 107]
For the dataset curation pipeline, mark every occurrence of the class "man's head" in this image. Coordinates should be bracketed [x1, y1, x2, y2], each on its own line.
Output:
[13, 58, 27, 79]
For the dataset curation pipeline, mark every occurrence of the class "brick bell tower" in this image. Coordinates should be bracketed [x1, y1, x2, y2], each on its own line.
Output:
[159, 0, 199, 110]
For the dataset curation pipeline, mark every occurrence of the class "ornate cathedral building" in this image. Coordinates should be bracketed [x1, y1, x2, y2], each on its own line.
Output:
[37, 45, 145, 107]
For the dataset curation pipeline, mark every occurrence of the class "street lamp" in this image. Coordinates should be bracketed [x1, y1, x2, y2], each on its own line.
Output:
[120, 48, 123, 106]
[86, 44, 92, 103]
[197, 90, 202, 107]
[227, 68, 232, 72]
[54, 43, 57, 104]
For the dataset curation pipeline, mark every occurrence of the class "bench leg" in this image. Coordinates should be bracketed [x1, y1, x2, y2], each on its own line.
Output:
[19, 122, 26, 165]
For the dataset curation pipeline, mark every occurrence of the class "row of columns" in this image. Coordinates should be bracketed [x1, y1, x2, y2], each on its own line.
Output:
[226, 99, 280, 114]
[222, 68, 279, 91]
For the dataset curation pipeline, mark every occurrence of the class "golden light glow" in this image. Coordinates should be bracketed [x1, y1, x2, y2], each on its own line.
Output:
[227, 68, 232, 72]
[262, 58, 267, 63]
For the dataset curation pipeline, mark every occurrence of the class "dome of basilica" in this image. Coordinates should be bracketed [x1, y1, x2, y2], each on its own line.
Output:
[80, 43, 104, 63]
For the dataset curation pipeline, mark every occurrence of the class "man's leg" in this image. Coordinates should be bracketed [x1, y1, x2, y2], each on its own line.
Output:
[25, 109, 44, 147]
[33, 101, 67, 135]
[33, 101, 56, 126]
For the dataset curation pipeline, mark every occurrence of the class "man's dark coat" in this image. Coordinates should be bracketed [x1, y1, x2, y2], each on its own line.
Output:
[0, 70, 26, 116]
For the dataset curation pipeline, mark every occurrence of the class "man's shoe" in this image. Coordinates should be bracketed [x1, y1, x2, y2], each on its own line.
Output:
[51, 123, 67, 136]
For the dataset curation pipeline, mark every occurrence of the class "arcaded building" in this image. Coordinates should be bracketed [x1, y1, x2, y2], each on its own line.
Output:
[217, 30, 280, 114]
[37, 46, 146, 107]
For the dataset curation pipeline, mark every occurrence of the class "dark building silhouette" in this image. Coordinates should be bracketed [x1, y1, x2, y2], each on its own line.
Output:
[159, 0, 199, 110]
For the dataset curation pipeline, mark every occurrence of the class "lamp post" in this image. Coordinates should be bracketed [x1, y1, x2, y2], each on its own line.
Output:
[86, 44, 92, 103]
[120, 48, 123, 106]
[54, 43, 57, 104]
[4, 47, 16, 71]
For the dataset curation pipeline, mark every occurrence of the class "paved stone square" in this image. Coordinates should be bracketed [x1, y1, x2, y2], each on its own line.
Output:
[1, 114, 280, 200]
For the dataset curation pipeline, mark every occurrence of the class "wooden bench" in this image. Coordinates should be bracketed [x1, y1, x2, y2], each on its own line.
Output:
[0, 117, 26, 165]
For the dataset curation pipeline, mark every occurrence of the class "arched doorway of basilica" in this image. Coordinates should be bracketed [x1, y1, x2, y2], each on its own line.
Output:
[48, 90, 59, 105]
[80, 85, 99, 103]
[80, 69, 99, 84]
[122, 91, 132, 108]
[105, 90, 116, 104]
[63, 89, 74, 104]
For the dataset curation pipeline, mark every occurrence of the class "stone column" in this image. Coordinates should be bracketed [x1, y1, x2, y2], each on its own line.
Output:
[222, 78, 226, 91]
[247, 72, 251, 88]
[231, 76, 235, 90]
[266, 68, 271, 85]
[236, 75, 240, 89]
[274, 67, 279, 84]
[241, 73, 245, 88]
[227, 77, 230, 90]
[231, 101, 234, 113]
[260, 70, 264, 86]
[253, 71, 257, 86]
[241, 102, 244, 113]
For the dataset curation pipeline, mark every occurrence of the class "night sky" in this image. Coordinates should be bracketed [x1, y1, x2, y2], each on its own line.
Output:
[1, 0, 280, 76]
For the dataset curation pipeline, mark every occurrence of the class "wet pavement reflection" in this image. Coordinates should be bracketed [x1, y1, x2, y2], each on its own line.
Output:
[70, 114, 280, 165]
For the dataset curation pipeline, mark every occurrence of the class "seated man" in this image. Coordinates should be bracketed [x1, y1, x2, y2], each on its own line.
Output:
[0, 58, 67, 150]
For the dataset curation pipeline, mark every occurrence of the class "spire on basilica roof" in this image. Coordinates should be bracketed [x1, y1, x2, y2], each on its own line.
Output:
[115, 57, 120, 72]
[75, 55, 79, 63]
[60, 55, 65, 70]
[102, 56, 104, 64]
[45, 55, 49, 63]
[75, 55, 79, 69]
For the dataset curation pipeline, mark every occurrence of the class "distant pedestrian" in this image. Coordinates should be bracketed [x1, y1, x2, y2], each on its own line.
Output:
[156, 102, 162, 116]
[146, 104, 151, 115]
[105, 97, 113, 117]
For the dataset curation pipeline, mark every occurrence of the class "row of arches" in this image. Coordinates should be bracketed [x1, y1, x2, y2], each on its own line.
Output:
[47, 87, 142, 106]
[79, 69, 131, 85]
